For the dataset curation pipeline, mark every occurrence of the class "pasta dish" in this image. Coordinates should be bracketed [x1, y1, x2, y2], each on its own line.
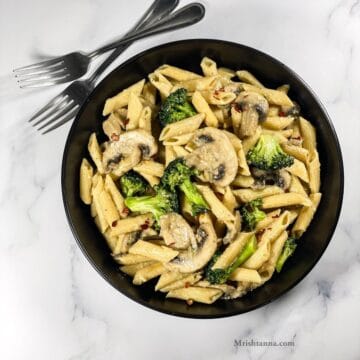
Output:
[79, 57, 321, 305]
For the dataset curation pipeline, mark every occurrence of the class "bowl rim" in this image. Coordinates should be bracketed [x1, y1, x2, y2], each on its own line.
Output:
[61, 38, 344, 318]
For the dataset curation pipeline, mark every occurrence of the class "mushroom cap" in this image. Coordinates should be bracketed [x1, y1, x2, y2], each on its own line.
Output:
[102, 129, 157, 176]
[185, 127, 238, 187]
[159, 213, 195, 250]
[165, 215, 218, 273]
[236, 91, 269, 119]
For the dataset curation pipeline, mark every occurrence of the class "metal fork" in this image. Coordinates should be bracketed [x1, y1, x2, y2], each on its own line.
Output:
[14, 1, 204, 89]
[29, 2, 205, 134]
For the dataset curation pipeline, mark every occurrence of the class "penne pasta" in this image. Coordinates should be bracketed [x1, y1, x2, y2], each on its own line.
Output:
[129, 240, 179, 263]
[166, 286, 223, 304]
[261, 193, 312, 209]
[196, 184, 235, 222]
[103, 79, 145, 115]
[80, 158, 93, 205]
[192, 91, 218, 127]
[159, 113, 204, 141]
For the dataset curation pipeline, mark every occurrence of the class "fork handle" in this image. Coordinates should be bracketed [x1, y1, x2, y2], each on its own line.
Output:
[88, 0, 178, 83]
[88, 3, 205, 58]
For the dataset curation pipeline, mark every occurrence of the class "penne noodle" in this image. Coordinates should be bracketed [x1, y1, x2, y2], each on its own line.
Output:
[261, 193, 312, 209]
[104, 175, 127, 217]
[233, 186, 283, 202]
[231, 175, 255, 188]
[142, 82, 157, 105]
[138, 106, 152, 133]
[165, 145, 177, 166]
[286, 158, 309, 183]
[229, 268, 262, 283]
[88, 133, 105, 174]
[133, 160, 165, 177]
[213, 232, 254, 269]
[159, 113, 204, 141]
[160, 272, 202, 292]
[111, 214, 154, 236]
[114, 253, 152, 265]
[236, 70, 264, 88]
[282, 143, 309, 163]
[99, 190, 120, 227]
[80, 158, 93, 205]
[172, 145, 190, 158]
[308, 150, 321, 193]
[103, 79, 145, 115]
[262, 116, 295, 130]
[163, 133, 194, 146]
[148, 71, 173, 97]
[156, 64, 201, 81]
[292, 193, 322, 237]
[192, 91, 218, 127]
[133, 262, 166, 285]
[155, 271, 187, 291]
[129, 240, 179, 263]
[121, 261, 156, 277]
[126, 92, 143, 130]
[200, 57, 218, 77]
[166, 286, 223, 304]
[196, 184, 235, 222]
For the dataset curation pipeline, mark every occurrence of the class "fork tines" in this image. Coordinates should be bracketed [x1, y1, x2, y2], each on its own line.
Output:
[13, 59, 70, 89]
[29, 93, 79, 134]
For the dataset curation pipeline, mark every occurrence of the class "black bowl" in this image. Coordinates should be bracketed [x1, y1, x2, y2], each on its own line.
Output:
[62, 39, 343, 318]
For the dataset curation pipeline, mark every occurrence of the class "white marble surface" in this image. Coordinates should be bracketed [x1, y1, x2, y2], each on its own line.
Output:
[0, 0, 359, 359]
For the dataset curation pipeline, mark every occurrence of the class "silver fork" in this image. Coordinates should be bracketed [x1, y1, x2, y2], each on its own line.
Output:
[14, 1, 204, 89]
[29, 2, 205, 135]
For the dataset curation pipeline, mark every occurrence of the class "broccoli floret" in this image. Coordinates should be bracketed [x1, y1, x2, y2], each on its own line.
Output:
[275, 236, 297, 273]
[119, 171, 148, 197]
[161, 158, 209, 216]
[239, 198, 266, 231]
[206, 235, 257, 284]
[246, 134, 294, 171]
[124, 185, 179, 225]
[158, 88, 197, 127]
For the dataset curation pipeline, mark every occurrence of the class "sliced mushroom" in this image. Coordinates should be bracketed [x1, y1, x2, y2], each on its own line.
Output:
[159, 213, 196, 250]
[223, 211, 241, 244]
[165, 214, 218, 273]
[185, 127, 238, 187]
[236, 91, 269, 138]
[251, 168, 291, 191]
[102, 129, 157, 176]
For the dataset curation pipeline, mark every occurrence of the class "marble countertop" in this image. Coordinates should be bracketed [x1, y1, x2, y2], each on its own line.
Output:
[0, 0, 359, 359]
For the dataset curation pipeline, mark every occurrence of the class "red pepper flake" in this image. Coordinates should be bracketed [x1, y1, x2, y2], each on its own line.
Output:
[186, 299, 194, 306]
[144, 219, 150, 225]
[185, 282, 190, 288]
[111, 133, 119, 141]
[140, 223, 149, 230]
[232, 103, 242, 112]
[279, 111, 285, 117]
[214, 89, 220, 96]
[272, 214, 280, 218]
[124, 118, 130, 125]
[122, 207, 130, 215]
[111, 220, 118, 227]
